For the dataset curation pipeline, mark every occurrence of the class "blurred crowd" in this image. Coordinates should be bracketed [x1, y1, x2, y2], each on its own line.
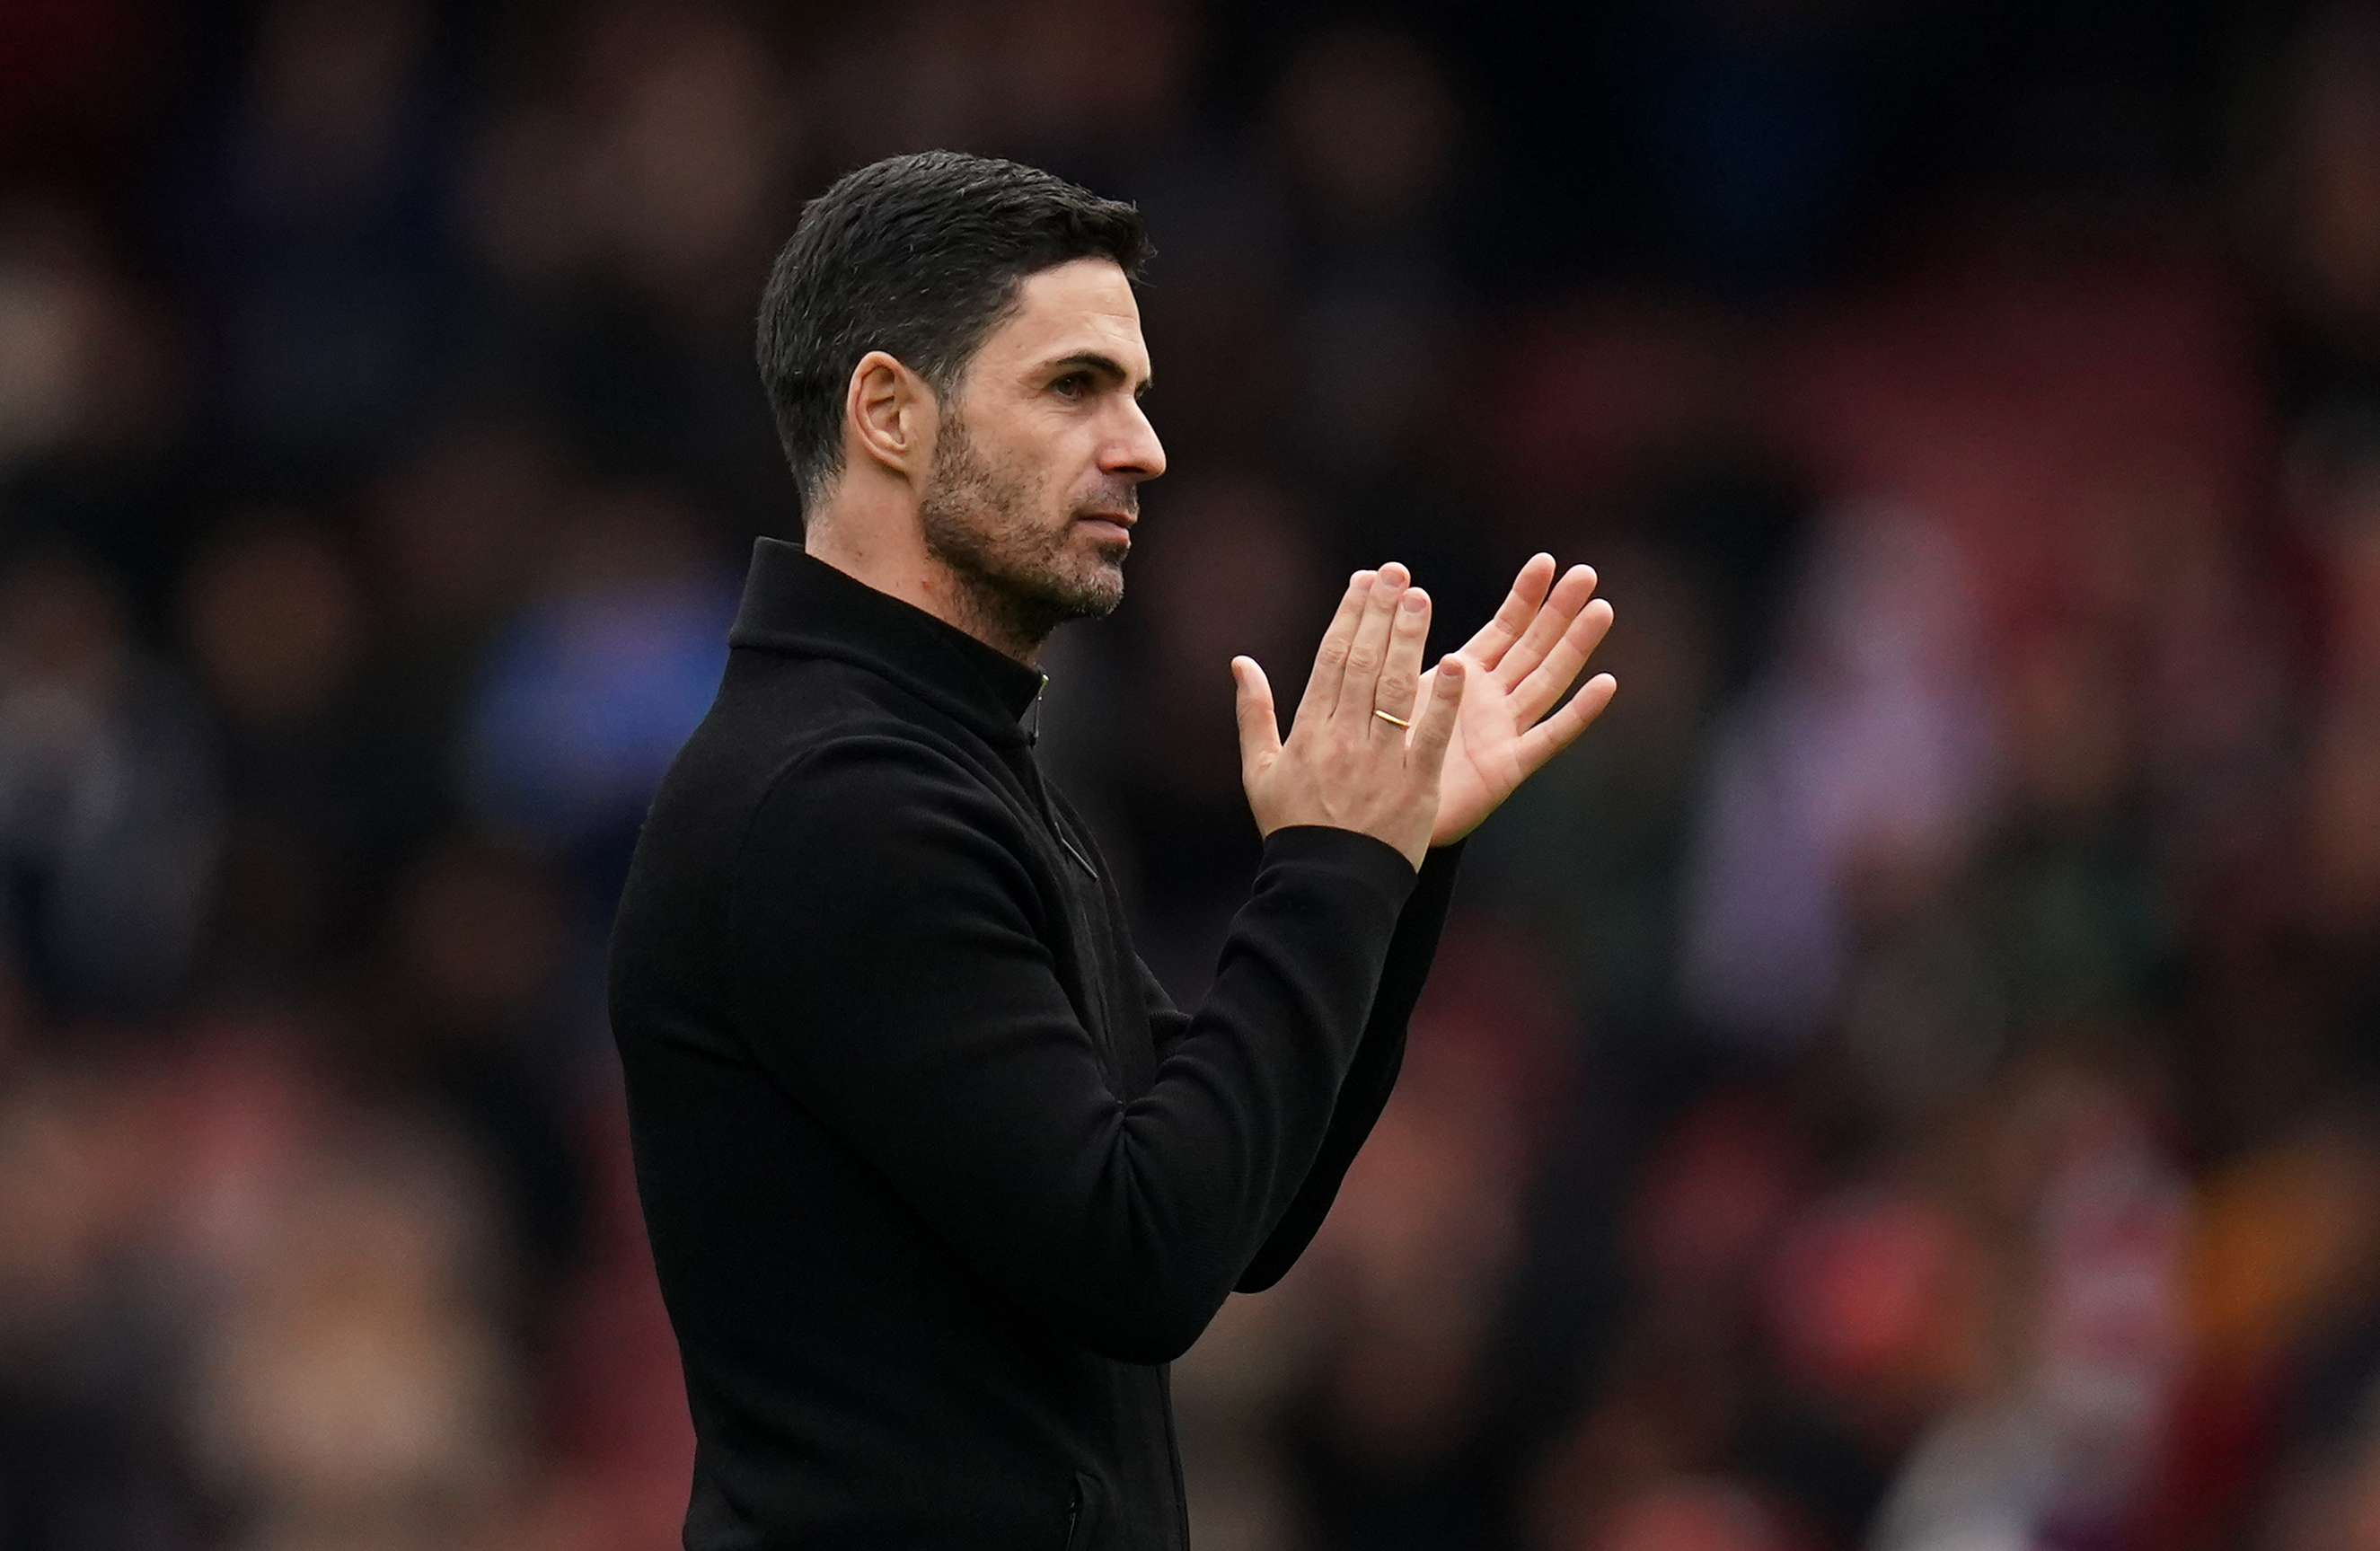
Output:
[4, 1, 2380, 1548]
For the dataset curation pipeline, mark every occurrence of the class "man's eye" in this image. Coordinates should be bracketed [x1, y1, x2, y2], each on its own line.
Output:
[1053, 374, 1089, 398]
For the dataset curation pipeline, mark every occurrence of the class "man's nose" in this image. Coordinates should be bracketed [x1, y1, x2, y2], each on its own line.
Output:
[1104, 399, 1166, 481]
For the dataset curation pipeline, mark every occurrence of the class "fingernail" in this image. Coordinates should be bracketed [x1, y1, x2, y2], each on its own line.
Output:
[1400, 589, 1426, 612]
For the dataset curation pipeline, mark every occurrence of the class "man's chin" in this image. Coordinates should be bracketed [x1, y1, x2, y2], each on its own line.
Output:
[1057, 544, 1127, 617]
[1069, 569, 1125, 619]
[1004, 559, 1122, 625]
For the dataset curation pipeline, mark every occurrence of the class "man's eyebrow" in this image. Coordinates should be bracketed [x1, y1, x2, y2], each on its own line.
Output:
[1044, 351, 1152, 395]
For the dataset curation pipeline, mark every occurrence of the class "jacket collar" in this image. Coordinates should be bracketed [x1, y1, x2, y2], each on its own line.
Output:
[727, 538, 1046, 747]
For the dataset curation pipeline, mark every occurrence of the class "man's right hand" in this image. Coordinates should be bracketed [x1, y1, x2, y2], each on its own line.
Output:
[1230, 563, 1464, 869]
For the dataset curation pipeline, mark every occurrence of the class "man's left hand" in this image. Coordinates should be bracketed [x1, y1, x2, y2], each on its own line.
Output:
[1417, 554, 1617, 847]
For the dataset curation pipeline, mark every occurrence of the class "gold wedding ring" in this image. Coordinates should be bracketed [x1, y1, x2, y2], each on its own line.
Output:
[1372, 709, 1411, 729]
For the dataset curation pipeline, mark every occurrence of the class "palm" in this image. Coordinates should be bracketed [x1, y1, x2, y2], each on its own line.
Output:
[1417, 556, 1617, 847]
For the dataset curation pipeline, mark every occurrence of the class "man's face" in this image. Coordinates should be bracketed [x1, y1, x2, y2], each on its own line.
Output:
[917, 259, 1164, 641]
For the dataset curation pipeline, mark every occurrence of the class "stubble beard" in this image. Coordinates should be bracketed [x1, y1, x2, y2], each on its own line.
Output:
[917, 410, 1129, 656]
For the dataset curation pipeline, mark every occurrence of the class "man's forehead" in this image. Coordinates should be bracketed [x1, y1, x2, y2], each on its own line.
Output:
[994, 260, 1148, 368]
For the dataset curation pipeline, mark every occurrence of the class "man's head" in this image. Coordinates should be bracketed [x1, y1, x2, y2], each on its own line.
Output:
[756, 152, 1164, 654]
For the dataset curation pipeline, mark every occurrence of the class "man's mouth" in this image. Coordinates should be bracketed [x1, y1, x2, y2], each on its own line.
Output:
[1077, 513, 1135, 545]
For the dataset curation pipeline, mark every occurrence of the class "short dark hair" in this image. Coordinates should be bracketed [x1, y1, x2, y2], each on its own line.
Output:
[756, 151, 1152, 509]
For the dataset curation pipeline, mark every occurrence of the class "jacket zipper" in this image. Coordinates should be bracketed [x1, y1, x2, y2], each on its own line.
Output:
[1018, 677, 1097, 878]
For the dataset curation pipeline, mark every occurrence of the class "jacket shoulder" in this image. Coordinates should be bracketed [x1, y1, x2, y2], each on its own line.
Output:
[661, 651, 1024, 851]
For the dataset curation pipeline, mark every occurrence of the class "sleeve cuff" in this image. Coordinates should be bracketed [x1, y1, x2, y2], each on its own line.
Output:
[1257, 824, 1421, 903]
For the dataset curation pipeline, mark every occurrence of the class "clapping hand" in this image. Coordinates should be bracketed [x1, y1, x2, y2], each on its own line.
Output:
[1418, 554, 1616, 847]
[1227, 556, 1615, 867]
[1230, 563, 1464, 869]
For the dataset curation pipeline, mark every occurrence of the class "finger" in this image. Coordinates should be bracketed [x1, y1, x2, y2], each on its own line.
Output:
[1512, 596, 1616, 725]
[1335, 560, 1410, 718]
[1460, 553, 1556, 671]
[1497, 564, 1599, 687]
[1231, 657, 1283, 775]
[1513, 671, 1618, 772]
[1371, 586, 1432, 731]
[1406, 654, 1465, 775]
[1297, 571, 1373, 724]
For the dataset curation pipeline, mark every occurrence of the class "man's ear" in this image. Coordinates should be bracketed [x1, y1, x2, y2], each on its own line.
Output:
[845, 350, 936, 482]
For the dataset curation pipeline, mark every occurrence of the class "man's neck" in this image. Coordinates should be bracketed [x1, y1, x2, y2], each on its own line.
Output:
[801, 507, 1049, 666]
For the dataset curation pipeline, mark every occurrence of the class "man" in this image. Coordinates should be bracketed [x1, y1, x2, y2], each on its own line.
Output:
[609, 152, 1615, 1549]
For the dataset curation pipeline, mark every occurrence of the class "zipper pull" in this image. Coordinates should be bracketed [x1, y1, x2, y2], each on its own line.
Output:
[1056, 830, 1098, 879]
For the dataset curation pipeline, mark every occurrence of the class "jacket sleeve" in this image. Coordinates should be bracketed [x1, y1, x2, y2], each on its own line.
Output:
[1230, 842, 1462, 1291]
[728, 735, 1417, 1364]
[1131, 843, 1465, 1292]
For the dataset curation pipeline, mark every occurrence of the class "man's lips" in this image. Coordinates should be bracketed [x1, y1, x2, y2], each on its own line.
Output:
[1077, 513, 1135, 543]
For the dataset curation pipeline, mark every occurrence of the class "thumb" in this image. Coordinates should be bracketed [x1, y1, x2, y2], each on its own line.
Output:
[1231, 657, 1282, 771]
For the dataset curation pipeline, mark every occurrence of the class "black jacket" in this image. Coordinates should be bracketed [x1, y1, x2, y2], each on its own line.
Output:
[609, 540, 1460, 1549]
